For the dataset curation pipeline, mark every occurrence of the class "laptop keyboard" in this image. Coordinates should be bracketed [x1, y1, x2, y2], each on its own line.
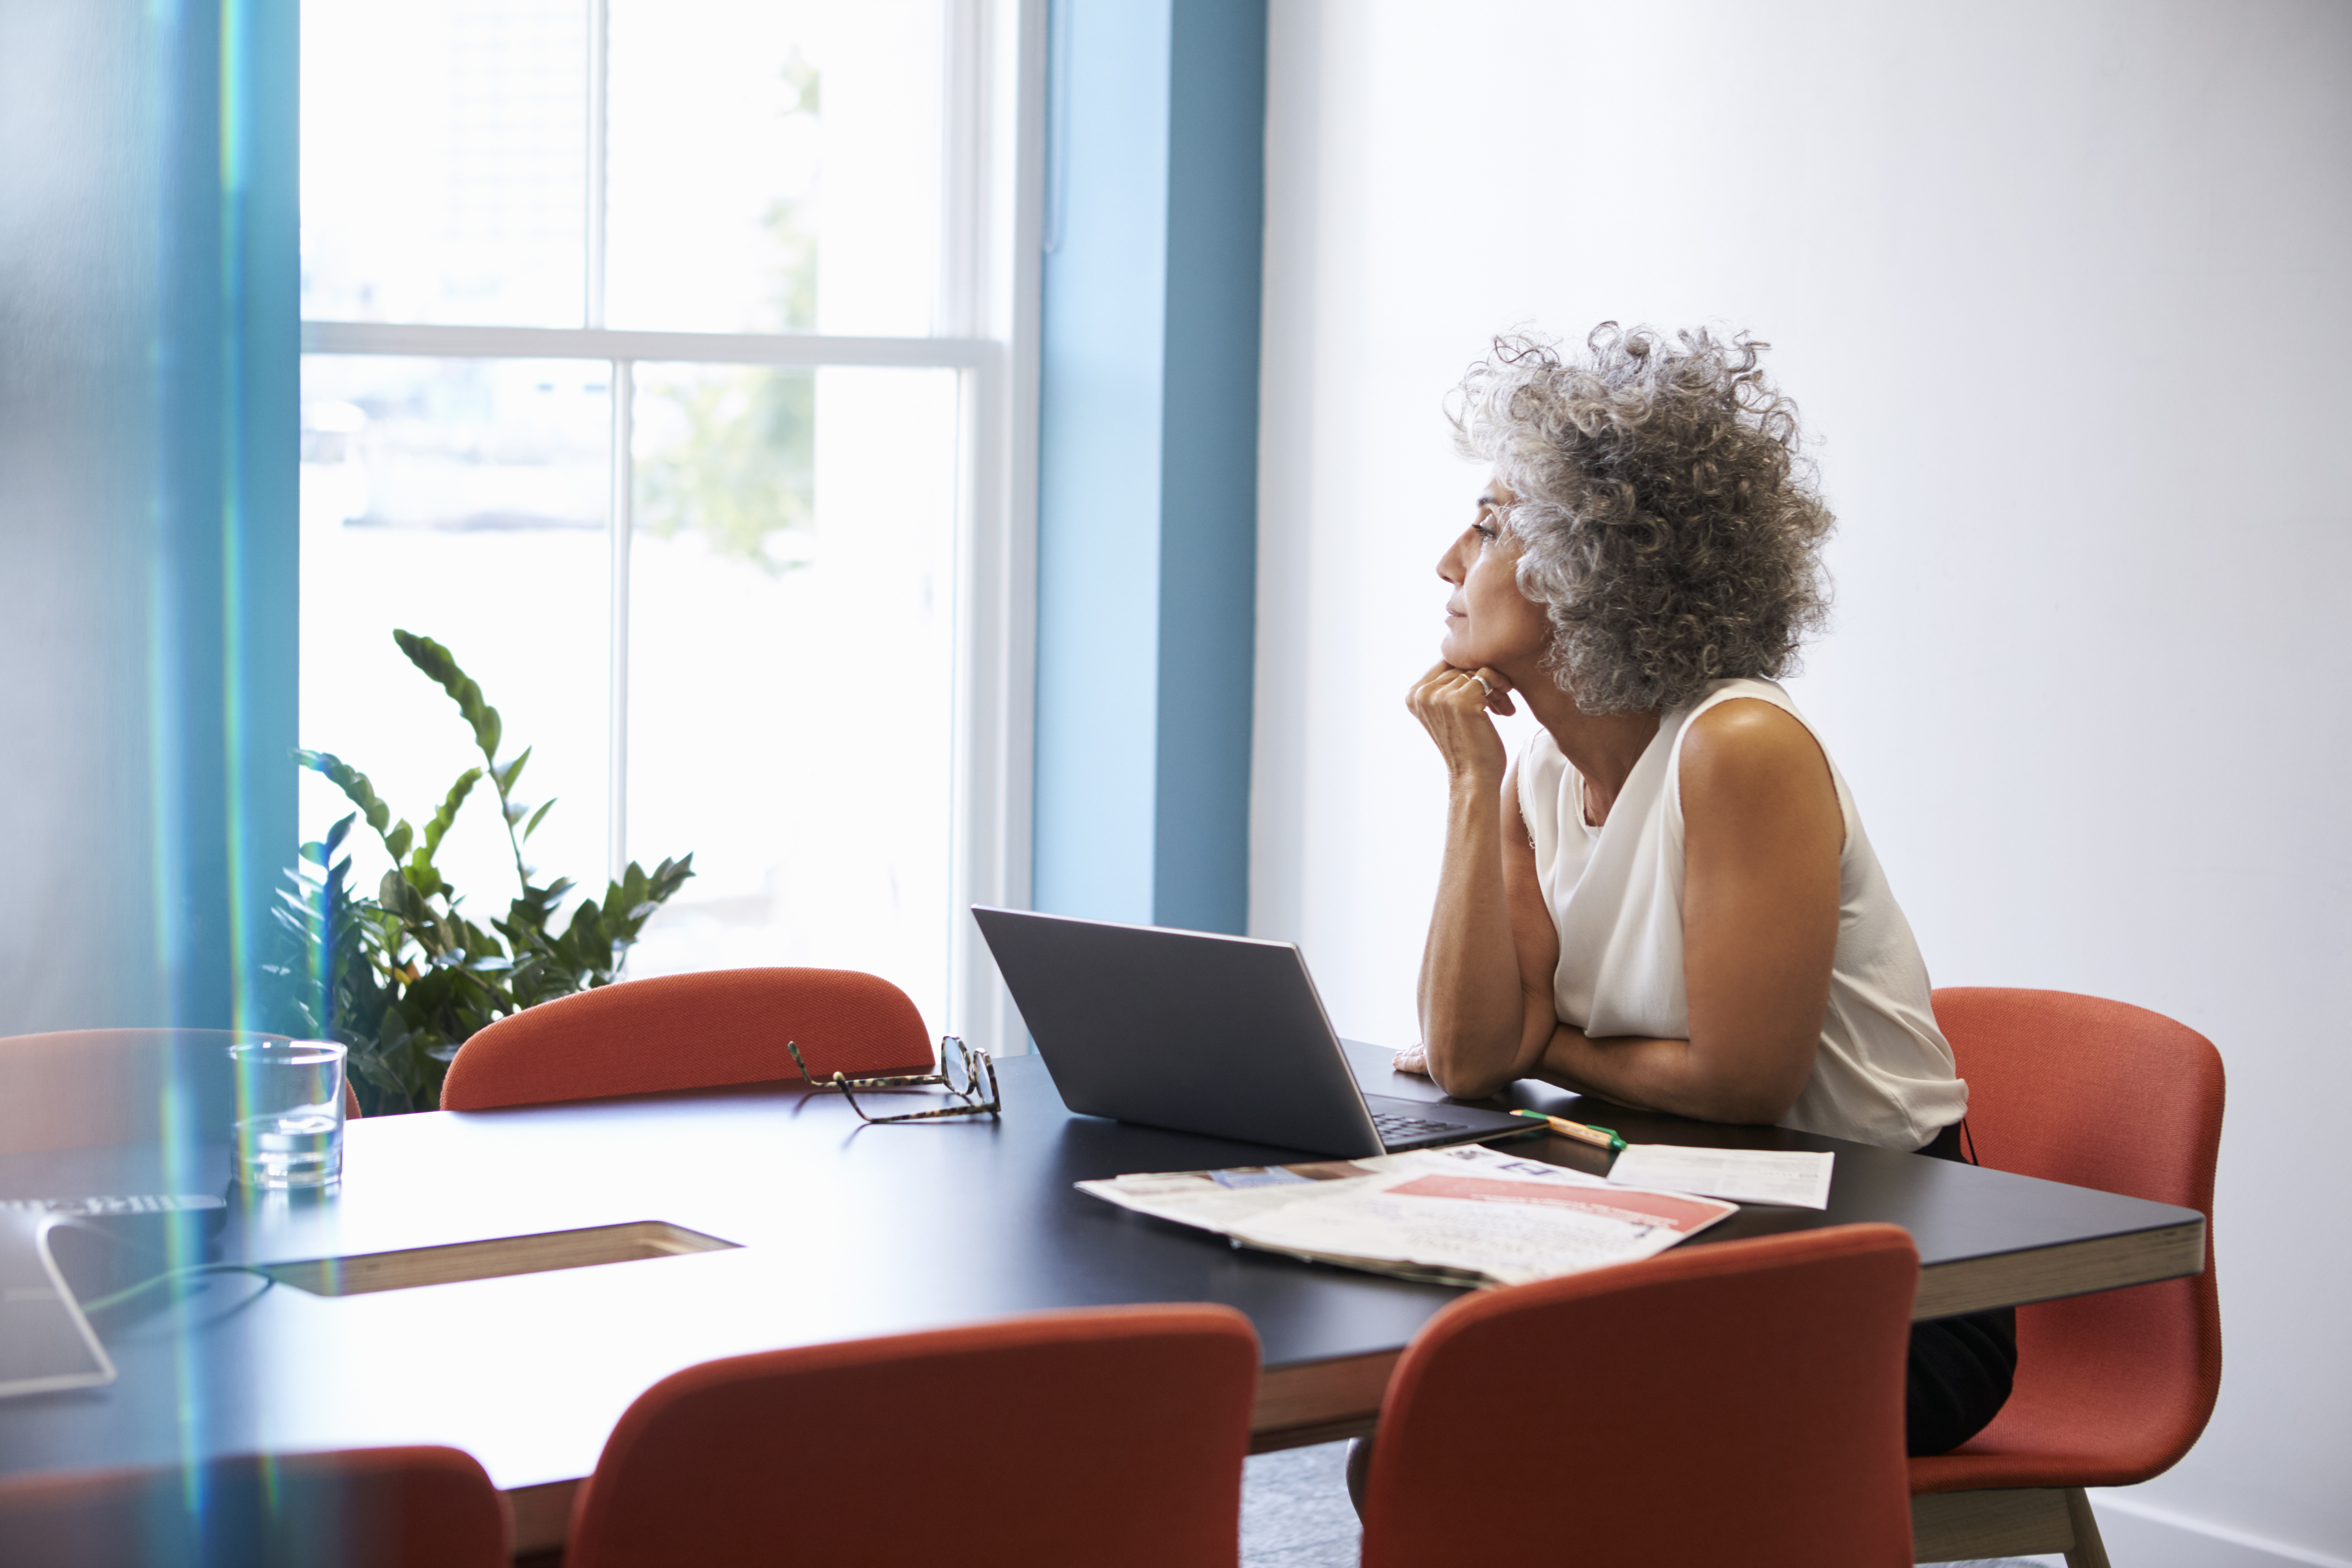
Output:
[1372, 1110, 1470, 1143]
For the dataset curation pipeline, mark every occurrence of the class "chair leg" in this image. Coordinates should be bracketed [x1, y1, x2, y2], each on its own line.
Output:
[2062, 1488, 2112, 1568]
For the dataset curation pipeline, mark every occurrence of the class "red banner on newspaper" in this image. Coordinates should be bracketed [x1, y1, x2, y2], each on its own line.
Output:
[1385, 1174, 1727, 1234]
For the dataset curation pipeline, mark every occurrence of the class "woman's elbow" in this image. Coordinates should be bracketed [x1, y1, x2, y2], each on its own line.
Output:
[1427, 1051, 1516, 1102]
[1689, 1050, 1811, 1125]
[1705, 1085, 1803, 1126]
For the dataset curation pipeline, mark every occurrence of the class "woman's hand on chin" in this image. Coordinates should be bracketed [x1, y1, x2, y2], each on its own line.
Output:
[1407, 661, 1516, 785]
[1391, 1044, 1431, 1077]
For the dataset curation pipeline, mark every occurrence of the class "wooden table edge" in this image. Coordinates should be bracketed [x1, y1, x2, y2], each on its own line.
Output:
[1914, 1216, 2204, 1320]
[509, 1481, 578, 1557]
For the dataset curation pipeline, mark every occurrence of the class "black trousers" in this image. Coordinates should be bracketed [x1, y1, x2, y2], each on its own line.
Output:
[1909, 1120, 2017, 1455]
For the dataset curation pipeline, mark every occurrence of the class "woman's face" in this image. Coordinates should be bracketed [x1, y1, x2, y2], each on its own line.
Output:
[1437, 475, 1551, 672]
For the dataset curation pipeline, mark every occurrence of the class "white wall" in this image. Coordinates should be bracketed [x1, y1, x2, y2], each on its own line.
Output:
[1252, 2, 2352, 1562]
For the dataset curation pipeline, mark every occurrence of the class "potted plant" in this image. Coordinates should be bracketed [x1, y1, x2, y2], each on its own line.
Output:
[269, 631, 692, 1113]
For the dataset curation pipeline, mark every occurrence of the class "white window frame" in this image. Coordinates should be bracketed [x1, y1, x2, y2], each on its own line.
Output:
[298, 0, 1045, 1057]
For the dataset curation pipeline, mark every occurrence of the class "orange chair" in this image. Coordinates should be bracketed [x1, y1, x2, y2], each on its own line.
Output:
[1909, 989, 2225, 1568]
[0, 1445, 508, 1567]
[1356, 1224, 1919, 1568]
[439, 967, 935, 1111]
[565, 1304, 1260, 1568]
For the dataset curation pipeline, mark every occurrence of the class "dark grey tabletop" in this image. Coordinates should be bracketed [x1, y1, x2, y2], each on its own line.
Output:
[0, 1039, 2203, 1548]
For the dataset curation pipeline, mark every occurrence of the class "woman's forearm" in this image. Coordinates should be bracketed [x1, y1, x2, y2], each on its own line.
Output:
[1534, 1025, 1804, 1125]
[1417, 777, 1529, 1098]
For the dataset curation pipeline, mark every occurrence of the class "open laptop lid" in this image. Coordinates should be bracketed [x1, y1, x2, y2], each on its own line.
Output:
[971, 907, 1389, 1157]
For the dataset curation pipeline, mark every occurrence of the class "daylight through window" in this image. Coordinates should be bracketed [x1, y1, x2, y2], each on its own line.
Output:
[299, 0, 1021, 1045]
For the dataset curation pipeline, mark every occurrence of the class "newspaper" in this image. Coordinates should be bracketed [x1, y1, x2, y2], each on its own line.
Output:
[1078, 1143, 1736, 1288]
[1605, 1144, 1835, 1209]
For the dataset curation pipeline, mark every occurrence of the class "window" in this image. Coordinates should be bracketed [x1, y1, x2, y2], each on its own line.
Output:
[298, 0, 1038, 1051]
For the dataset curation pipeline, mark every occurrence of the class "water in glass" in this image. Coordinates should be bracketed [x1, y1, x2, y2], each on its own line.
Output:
[236, 1109, 344, 1188]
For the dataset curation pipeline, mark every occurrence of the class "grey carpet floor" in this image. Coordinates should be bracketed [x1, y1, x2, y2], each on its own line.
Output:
[1236, 1441, 2066, 1568]
[1240, 1443, 1361, 1568]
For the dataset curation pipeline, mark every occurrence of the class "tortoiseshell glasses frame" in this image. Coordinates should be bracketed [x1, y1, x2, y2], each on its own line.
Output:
[787, 1035, 1001, 1123]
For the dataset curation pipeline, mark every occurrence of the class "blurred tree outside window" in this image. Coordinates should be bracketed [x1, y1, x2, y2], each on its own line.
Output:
[637, 50, 819, 575]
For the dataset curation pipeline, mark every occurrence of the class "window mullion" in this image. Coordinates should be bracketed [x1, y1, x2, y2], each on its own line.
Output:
[298, 321, 991, 369]
[585, 0, 610, 331]
[937, 0, 982, 338]
[608, 358, 633, 887]
[591, 0, 618, 888]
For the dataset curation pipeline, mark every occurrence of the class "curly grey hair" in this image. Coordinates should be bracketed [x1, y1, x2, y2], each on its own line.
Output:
[1450, 325, 1835, 715]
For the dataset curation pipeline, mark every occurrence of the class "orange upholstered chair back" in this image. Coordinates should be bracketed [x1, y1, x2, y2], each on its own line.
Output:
[0, 1445, 509, 1568]
[1929, 986, 2224, 1482]
[0, 1029, 359, 1156]
[566, 1305, 1260, 1568]
[438, 967, 934, 1111]
[1359, 1224, 1919, 1568]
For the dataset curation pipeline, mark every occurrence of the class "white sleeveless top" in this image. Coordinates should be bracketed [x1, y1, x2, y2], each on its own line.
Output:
[1515, 677, 1966, 1150]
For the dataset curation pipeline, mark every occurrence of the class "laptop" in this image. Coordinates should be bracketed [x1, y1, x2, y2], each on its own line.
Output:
[1, 1211, 117, 1399]
[971, 907, 1536, 1158]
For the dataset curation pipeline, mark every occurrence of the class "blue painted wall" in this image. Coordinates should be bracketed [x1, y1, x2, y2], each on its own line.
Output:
[1034, 0, 1267, 934]
[0, 0, 299, 1033]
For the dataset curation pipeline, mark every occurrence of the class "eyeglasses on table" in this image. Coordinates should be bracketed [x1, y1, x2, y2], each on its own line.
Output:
[787, 1035, 1000, 1123]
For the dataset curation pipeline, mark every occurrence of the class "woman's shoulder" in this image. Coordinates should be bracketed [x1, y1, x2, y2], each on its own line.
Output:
[1680, 700, 1825, 781]
[1675, 679, 1816, 761]
[1672, 680, 1843, 831]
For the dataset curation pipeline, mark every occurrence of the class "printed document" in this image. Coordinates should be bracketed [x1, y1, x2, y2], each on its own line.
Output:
[1078, 1144, 1735, 1288]
[1605, 1144, 1835, 1210]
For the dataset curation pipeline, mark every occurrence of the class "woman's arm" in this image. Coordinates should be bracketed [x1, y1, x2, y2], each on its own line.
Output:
[1406, 664, 1560, 1099]
[1527, 700, 1843, 1123]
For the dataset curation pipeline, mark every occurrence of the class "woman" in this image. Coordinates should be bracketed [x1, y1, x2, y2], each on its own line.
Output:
[1397, 325, 2013, 1457]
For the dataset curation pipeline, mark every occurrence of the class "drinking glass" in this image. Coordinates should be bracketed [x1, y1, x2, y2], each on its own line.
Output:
[231, 1040, 348, 1189]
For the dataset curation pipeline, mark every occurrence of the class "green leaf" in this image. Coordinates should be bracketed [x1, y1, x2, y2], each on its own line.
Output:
[402, 856, 445, 899]
[496, 745, 532, 798]
[384, 819, 414, 865]
[421, 768, 483, 861]
[324, 812, 357, 856]
[378, 867, 424, 919]
[350, 1045, 407, 1097]
[522, 799, 556, 841]
[295, 750, 396, 841]
[393, 630, 503, 764]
